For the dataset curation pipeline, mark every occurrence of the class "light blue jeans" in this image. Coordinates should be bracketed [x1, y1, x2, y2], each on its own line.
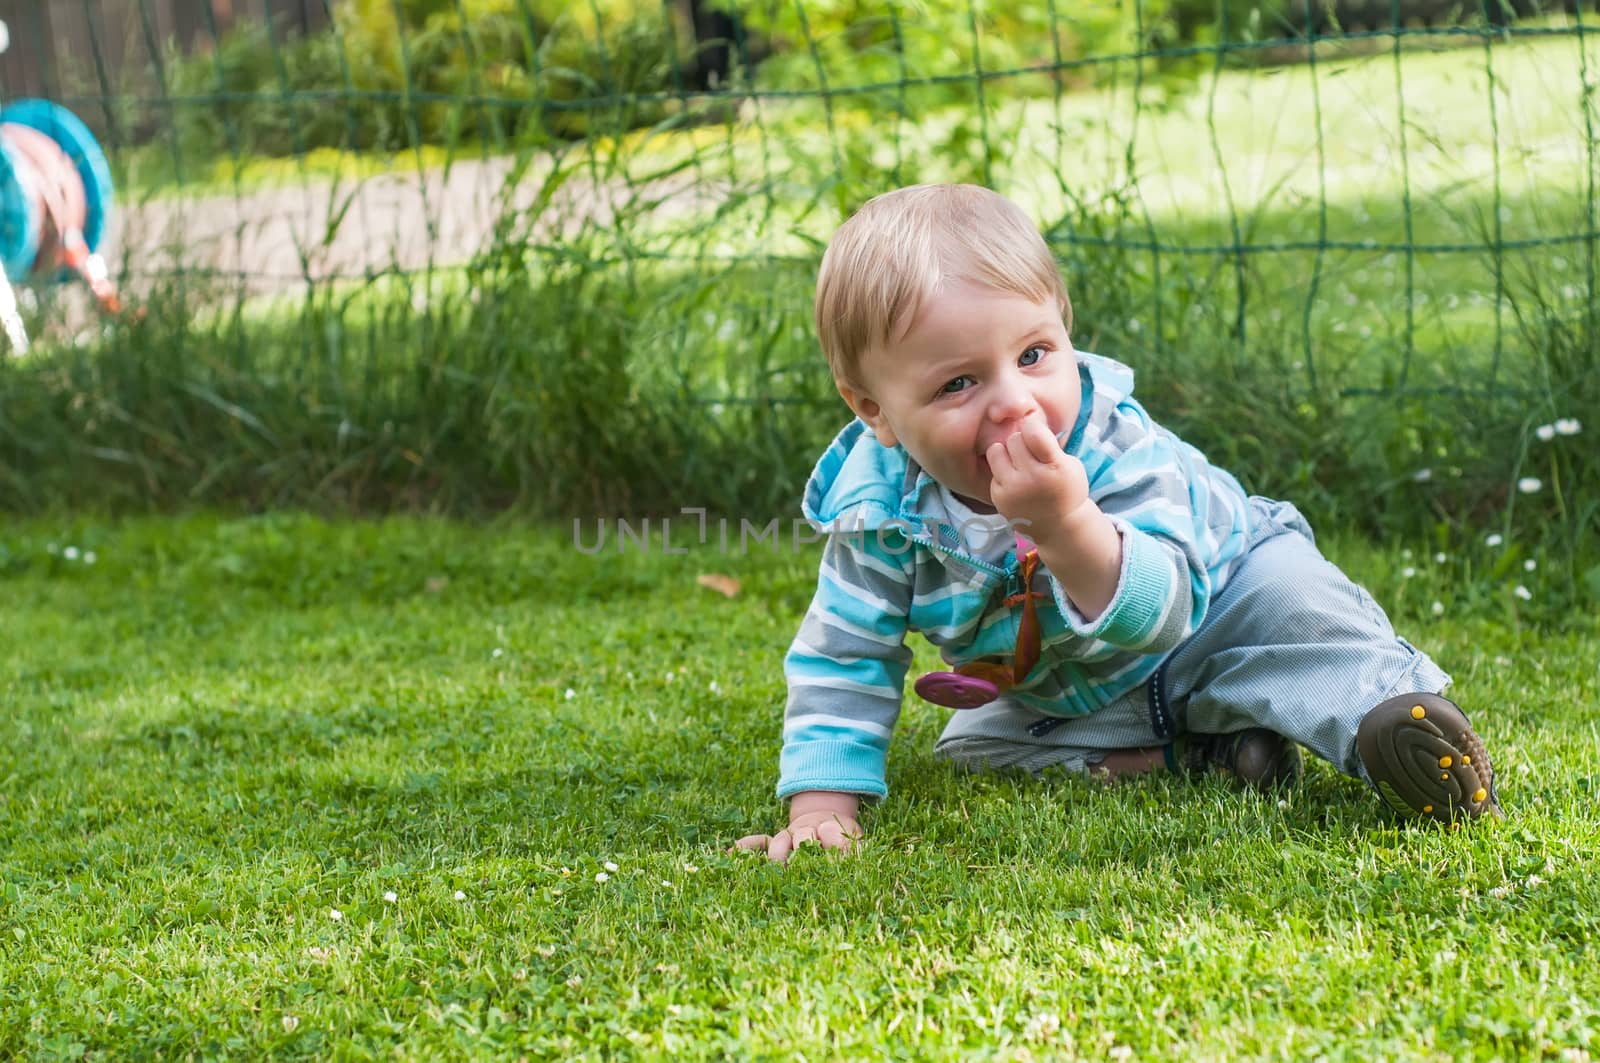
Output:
[932, 498, 1451, 781]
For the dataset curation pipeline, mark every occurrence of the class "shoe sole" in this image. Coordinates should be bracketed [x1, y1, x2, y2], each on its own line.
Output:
[1357, 692, 1499, 822]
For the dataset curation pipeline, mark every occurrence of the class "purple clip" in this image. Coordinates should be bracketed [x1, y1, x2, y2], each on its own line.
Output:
[914, 671, 1000, 709]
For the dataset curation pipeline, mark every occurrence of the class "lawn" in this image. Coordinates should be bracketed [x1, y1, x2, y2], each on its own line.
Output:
[2, 513, 1597, 1058]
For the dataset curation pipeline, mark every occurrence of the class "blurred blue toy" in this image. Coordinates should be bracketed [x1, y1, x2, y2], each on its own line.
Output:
[0, 31, 121, 354]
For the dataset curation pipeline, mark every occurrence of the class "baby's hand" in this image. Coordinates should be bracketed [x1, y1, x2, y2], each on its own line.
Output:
[986, 412, 1090, 537]
[733, 790, 863, 864]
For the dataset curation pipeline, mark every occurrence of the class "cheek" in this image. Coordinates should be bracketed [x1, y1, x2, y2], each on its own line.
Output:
[1051, 382, 1080, 430]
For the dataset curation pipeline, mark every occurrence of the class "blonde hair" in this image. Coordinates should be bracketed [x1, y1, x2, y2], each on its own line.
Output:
[814, 184, 1071, 385]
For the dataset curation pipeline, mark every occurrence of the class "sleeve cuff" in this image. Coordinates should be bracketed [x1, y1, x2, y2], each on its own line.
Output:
[777, 739, 889, 801]
[1053, 519, 1176, 647]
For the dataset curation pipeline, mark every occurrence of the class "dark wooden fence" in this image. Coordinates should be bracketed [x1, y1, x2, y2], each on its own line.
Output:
[1, 0, 328, 102]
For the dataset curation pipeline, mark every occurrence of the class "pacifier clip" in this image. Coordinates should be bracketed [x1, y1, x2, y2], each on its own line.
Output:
[913, 536, 1047, 709]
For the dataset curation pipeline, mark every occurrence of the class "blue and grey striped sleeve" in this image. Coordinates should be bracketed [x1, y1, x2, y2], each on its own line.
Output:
[1049, 399, 1248, 655]
[777, 528, 916, 801]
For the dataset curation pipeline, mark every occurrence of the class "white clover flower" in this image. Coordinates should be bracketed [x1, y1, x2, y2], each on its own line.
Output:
[603, 861, 618, 872]
[1485, 533, 1504, 547]
[1518, 478, 1542, 494]
[661, 880, 674, 888]
[594, 872, 609, 883]
[84, 551, 97, 565]
[1527, 874, 1546, 887]
[383, 891, 398, 903]
[1536, 424, 1556, 442]
[1433, 552, 1447, 564]
[453, 890, 466, 901]
[708, 680, 722, 695]
[1556, 418, 1582, 436]
[63, 546, 80, 561]
[1025, 1012, 1063, 1042]
[1431, 601, 1445, 616]
[1489, 885, 1512, 899]
[1525, 559, 1537, 571]
[1402, 567, 1416, 578]
[491, 648, 503, 658]
[683, 863, 699, 873]
[564, 688, 576, 701]
[664, 671, 675, 683]
[282, 1015, 300, 1033]
[1515, 585, 1533, 601]
[329, 908, 343, 922]
[1412, 468, 1433, 482]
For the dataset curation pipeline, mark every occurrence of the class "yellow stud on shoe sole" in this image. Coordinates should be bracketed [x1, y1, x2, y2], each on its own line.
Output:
[1411, 705, 1426, 719]
[1439, 755, 1453, 768]
[1473, 788, 1488, 803]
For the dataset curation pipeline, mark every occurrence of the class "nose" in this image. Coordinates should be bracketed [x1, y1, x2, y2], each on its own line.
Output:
[986, 373, 1036, 426]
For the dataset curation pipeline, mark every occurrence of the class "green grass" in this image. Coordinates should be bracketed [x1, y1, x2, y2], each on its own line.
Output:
[3, 514, 1598, 1058]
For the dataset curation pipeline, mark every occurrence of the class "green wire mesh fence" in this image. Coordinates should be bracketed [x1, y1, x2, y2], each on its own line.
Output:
[0, 1, 1595, 540]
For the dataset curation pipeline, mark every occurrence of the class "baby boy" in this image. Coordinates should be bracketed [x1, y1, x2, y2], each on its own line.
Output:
[737, 184, 1498, 862]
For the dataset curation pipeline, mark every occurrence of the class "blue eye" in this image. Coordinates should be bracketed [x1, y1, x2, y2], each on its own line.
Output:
[1019, 345, 1045, 367]
[938, 375, 974, 396]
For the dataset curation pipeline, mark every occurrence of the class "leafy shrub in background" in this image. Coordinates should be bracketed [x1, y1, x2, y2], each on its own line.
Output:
[162, 0, 692, 160]
[156, 0, 1321, 165]
[167, 21, 380, 160]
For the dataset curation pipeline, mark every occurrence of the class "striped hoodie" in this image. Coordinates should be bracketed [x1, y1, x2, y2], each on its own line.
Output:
[778, 352, 1255, 800]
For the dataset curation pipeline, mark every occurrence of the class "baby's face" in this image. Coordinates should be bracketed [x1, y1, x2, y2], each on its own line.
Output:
[839, 278, 1079, 509]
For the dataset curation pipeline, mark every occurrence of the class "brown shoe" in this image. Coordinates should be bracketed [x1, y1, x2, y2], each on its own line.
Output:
[1181, 728, 1303, 791]
[1357, 692, 1500, 822]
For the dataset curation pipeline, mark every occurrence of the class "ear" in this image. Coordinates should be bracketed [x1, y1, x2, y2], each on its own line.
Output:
[836, 378, 899, 449]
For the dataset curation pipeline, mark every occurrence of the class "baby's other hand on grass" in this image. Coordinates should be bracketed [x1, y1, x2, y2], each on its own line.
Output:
[732, 790, 862, 864]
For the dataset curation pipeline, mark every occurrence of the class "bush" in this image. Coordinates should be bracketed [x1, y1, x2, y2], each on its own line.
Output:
[725, 0, 1167, 106]
[161, 0, 692, 161]
[165, 13, 424, 159]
